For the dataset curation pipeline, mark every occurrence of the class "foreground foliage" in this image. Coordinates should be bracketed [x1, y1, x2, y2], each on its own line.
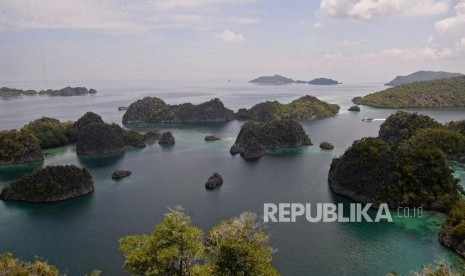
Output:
[0, 252, 60, 276]
[119, 208, 279, 276]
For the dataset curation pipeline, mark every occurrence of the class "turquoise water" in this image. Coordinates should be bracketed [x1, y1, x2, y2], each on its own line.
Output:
[1, 80, 465, 275]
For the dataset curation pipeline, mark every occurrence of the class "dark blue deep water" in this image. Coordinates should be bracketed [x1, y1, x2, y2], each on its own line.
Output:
[1, 80, 465, 275]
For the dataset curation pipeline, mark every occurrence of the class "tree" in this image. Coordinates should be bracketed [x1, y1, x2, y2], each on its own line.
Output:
[204, 212, 279, 276]
[119, 207, 204, 276]
[0, 252, 60, 276]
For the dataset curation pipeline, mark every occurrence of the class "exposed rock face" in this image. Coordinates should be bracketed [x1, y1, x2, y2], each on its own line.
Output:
[328, 137, 461, 210]
[348, 105, 360, 112]
[319, 141, 334, 150]
[0, 86, 97, 97]
[205, 173, 223, 190]
[76, 122, 126, 155]
[122, 97, 234, 124]
[205, 135, 220, 141]
[235, 95, 340, 121]
[0, 130, 43, 165]
[0, 165, 94, 202]
[112, 170, 132, 180]
[158, 131, 175, 145]
[241, 138, 267, 160]
[230, 120, 312, 160]
[308, 78, 339, 85]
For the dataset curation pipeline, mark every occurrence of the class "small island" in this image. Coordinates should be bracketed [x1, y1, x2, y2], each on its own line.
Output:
[230, 119, 312, 160]
[348, 106, 360, 112]
[21, 117, 78, 149]
[319, 141, 334, 150]
[249, 75, 295, 85]
[385, 70, 464, 86]
[122, 97, 234, 124]
[352, 76, 465, 108]
[112, 170, 132, 180]
[205, 173, 223, 190]
[0, 86, 97, 97]
[308, 78, 340, 85]
[205, 135, 220, 141]
[0, 165, 94, 202]
[235, 95, 340, 121]
[158, 131, 175, 145]
[0, 130, 43, 165]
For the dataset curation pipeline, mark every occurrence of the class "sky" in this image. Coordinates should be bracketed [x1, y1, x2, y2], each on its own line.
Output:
[1, 0, 465, 83]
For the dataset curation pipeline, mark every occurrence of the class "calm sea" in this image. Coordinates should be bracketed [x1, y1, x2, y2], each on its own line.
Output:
[1, 79, 465, 275]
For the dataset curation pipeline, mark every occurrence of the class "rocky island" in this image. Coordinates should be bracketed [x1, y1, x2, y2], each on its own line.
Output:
[385, 71, 464, 86]
[0, 86, 97, 97]
[319, 141, 334, 150]
[308, 78, 340, 85]
[20, 117, 78, 149]
[205, 173, 223, 190]
[158, 131, 175, 145]
[0, 130, 43, 165]
[249, 75, 295, 85]
[122, 97, 234, 124]
[235, 95, 340, 121]
[230, 119, 312, 160]
[0, 165, 94, 202]
[112, 170, 132, 180]
[352, 76, 465, 108]
[328, 137, 461, 210]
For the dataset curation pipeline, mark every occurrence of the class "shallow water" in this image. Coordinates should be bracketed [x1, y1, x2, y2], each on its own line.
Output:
[1, 80, 465, 275]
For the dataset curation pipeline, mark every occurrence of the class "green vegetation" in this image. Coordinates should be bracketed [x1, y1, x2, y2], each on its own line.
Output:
[385, 70, 464, 86]
[0, 130, 43, 165]
[388, 261, 463, 276]
[0, 252, 60, 276]
[329, 137, 462, 210]
[230, 119, 312, 159]
[236, 95, 339, 121]
[408, 128, 465, 159]
[379, 111, 442, 145]
[122, 97, 234, 124]
[0, 165, 94, 202]
[119, 207, 279, 276]
[21, 117, 77, 148]
[353, 76, 465, 108]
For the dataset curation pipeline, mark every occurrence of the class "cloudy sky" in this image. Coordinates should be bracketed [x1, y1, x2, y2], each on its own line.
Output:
[1, 0, 465, 83]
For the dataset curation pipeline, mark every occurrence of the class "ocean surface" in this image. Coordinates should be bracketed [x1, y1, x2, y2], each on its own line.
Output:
[1, 79, 465, 275]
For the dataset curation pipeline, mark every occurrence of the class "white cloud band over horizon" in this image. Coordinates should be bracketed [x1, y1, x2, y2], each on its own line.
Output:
[0, 0, 464, 83]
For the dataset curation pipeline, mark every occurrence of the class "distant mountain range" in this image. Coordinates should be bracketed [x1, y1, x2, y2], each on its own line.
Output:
[249, 75, 340, 85]
[385, 71, 464, 86]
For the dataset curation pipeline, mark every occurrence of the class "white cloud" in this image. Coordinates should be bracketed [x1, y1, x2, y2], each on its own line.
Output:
[457, 37, 465, 51]
[320, 0, 450, 21]
[435, 0, 465, 32]
[0, 0, 259, 32]
[217, 29, 244, 42]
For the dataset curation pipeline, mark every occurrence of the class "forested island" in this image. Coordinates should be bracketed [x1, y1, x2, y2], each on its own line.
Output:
[329, 111, 465, 257]
[308, 78, 339, 85]
[230, 119, 312, 160]
[385, 71, 464, 86]
[0, 165, 94, 202]
[235, 95, 340, 120]
[353, 76, 465, 108]
[0, 86, 97, 97]
[249, 75, 340, 85]
[122, 97, 234, 124]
